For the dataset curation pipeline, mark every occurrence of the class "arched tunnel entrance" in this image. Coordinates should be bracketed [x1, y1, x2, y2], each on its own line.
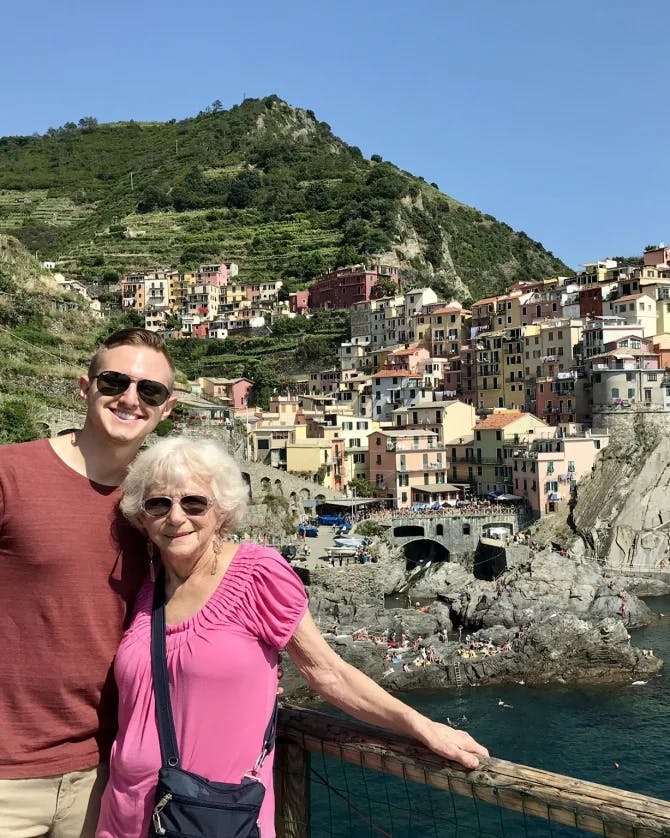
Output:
[403, 538, 450, 571]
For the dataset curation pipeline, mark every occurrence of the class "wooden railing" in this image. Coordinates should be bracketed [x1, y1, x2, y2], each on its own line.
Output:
[274, 706, 670, 837]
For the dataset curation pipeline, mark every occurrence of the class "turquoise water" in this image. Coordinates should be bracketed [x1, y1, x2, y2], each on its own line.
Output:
[309, 596, 670, 836]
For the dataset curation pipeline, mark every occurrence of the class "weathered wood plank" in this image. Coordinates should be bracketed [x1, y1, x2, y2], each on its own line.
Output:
[278, 706, 670, 837]
[274, 736, 311, 838]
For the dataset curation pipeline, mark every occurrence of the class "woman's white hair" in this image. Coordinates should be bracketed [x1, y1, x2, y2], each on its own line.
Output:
[120, 436, 249, 534]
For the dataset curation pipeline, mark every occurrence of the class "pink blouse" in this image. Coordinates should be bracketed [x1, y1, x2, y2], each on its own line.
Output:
[96, 544, 309, 838]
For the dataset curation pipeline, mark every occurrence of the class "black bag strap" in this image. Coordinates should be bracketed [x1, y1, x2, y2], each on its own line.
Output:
[150, 566, 279, 772]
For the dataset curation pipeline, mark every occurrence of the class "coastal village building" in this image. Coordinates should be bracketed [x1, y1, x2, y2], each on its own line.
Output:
[308, 264, 400, 310]
[425, 301, 470, 358]
[586, 342, 668, 410]
[285, 426, 345, 492]
[307, 412, 379, 484]
[114, 243, 670, 515]
[471, 411, 552, 497]
[581, 317, 646, 359]
[368, 428, 453, 508]
[383, 343, 430, 373]
[511, 432, 609, 515]
[603, 293, 658, 338]
[199, 377, 252, 411]
[371, 370, 423, 423]
[391, 399, 476, 443]
[350, 295, 406, 351]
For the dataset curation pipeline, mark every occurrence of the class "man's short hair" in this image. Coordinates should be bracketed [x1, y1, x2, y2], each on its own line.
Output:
[87, 328, 175, 380]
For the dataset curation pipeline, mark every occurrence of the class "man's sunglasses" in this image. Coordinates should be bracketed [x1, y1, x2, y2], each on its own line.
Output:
[92, 370, 171, 407]
[141, 495, 214, 518]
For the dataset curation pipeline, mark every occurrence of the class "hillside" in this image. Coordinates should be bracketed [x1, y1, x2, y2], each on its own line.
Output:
[0, 235, 349, 419]
[0, 96, 570, 300]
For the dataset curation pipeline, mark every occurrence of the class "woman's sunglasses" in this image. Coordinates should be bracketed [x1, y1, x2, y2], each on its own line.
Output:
[92, 370, 171, 406]
[141, 495, 214, 518]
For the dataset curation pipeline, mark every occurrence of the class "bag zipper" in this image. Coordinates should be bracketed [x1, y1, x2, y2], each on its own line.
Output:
[152, 792, 172, 835]
[168, 790, 259, 811]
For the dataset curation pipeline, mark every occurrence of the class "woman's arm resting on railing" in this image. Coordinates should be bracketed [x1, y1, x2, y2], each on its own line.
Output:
[285, 610, 489, 770]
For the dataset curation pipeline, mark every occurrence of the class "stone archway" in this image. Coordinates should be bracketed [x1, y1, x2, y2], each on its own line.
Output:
[260, 477, 271, 494]
[289, 491, 298, 510]
[274, 479, 283, 495]
[393, 525, 425, 538]
[403, 538, 450, 571]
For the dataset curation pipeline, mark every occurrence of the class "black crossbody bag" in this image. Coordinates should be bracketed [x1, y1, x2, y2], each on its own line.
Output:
[148, 568, 277, 837]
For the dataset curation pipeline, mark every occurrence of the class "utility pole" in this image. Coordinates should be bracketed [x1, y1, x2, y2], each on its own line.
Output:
[175, 139, 178, 156]
[130, 171, 134, 191]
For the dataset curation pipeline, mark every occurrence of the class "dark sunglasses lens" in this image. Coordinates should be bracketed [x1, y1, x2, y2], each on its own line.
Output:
[180, 495, 210, 515]
[96, 371, 130, 396]
[137, 379, 170, 406]
[143, 497, 173, 517]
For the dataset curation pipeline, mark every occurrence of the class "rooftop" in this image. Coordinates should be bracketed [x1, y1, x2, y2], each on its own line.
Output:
[373, 370, 422, 379]
[475, 411, 526, 430]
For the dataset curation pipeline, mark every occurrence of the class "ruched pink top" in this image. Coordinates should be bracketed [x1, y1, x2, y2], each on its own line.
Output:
[96, 544, 309, 838]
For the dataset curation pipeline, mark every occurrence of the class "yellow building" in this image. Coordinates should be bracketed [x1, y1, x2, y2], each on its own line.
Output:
[286, 425, 345, 491]
[490, 293, 522, 331]
[313, 413, 380, 485]
[502, 327, 525, 410]
[391, 399, 476, 443]
[476, 331, 505, 410]
[472, 410, 551, 495]
[168, 271, 196, 312]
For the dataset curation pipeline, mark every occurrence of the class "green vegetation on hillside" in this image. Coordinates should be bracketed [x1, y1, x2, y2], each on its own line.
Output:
[0, 97, 570, 299]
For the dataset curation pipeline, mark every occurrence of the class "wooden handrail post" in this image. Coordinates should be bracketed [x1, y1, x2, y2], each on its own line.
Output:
[274, 737, 311, 838]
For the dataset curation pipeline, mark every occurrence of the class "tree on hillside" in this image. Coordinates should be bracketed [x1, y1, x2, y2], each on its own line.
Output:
[0, 397, 45, 444]
[371, 276, 399, 299]
[78, 117, 98, 132]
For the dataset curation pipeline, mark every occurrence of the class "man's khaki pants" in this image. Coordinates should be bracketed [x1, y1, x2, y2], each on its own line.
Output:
[0, 764, 108, 838]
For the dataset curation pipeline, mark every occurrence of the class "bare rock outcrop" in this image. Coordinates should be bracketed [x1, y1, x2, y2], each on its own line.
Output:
[572, 430, 670, 575]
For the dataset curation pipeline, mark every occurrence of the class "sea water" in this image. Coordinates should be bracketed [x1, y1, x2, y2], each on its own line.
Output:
[309, 596, 670, 837]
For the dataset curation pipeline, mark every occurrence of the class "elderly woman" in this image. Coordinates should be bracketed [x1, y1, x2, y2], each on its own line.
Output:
[96, 437, 488, 837]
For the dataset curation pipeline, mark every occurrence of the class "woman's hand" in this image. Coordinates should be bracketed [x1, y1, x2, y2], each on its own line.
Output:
[413, 719, 489, 770]
[287, 612, 490, 771]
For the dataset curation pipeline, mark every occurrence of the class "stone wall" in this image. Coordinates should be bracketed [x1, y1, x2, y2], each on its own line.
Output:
[591, 405, 670, 447]
[390, 513, 518, 564]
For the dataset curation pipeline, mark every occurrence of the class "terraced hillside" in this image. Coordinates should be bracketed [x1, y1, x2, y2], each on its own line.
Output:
[0, 97, 570, 299]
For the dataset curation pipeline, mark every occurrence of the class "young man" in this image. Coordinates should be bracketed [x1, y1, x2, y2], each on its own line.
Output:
[0, 328, 178, 837]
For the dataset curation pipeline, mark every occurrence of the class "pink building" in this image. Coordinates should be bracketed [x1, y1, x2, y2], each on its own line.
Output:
[197, 263, 230, 286]
[308, 265, 399, 310]
[384, 343, 430, 373]
[513, 435, 608, 516]
[368, 429, 453, 508]
[200, 377, 253, 411]
[289, 291, 310, 315]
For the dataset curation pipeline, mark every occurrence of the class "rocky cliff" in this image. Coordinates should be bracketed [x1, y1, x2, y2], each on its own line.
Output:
[570, 418, 670, 573]
[281, 542, 664, 701]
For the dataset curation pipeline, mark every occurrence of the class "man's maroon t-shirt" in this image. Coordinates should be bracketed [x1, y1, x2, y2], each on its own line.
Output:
[0, 439, 148, 778]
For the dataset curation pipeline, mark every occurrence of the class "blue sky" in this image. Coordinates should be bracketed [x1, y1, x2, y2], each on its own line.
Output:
[2, 0, 668, 270]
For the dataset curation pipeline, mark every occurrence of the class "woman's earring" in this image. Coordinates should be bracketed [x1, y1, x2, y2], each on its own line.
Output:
[211, 534, 223, 575]
[148, 541, 156, 583]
